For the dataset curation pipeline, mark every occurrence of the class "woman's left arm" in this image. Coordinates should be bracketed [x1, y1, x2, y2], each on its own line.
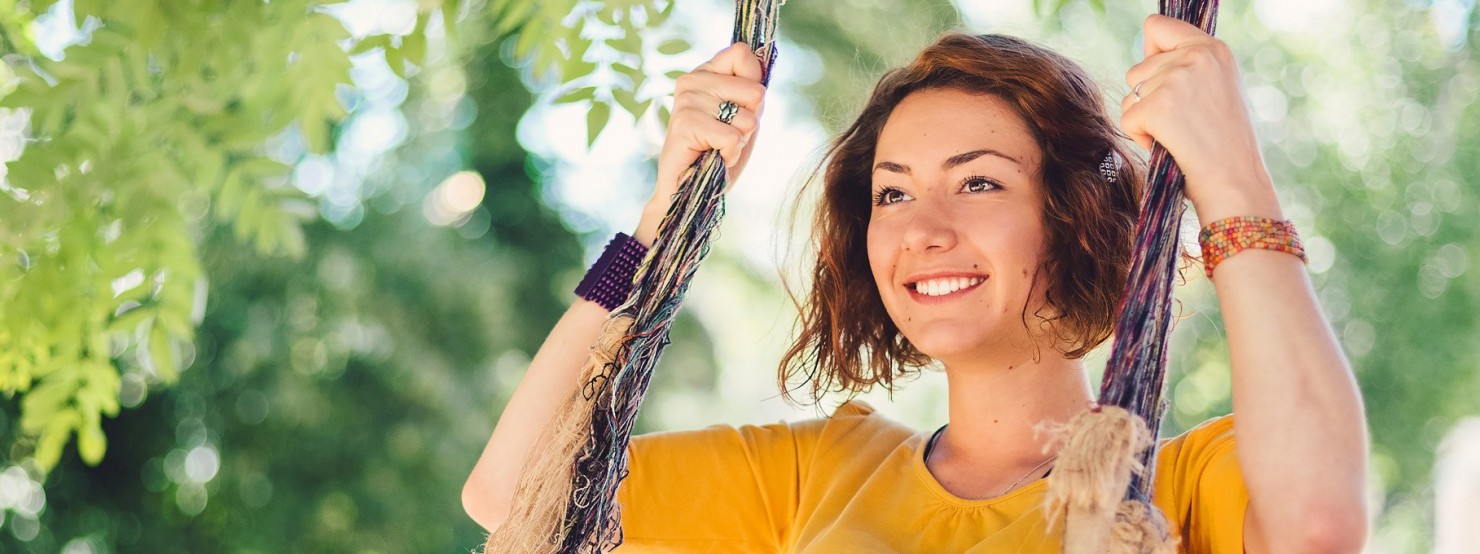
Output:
[1120, 15, 1369, 554]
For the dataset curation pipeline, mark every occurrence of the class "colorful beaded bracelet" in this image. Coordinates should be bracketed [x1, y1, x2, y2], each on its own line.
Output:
[574, 232, 649, 311]
[1197, 216, 1307, 278]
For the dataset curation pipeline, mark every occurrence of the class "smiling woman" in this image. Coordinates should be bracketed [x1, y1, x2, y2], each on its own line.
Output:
[466, 20, 1366, 553]
[781, 34, 1142, 404]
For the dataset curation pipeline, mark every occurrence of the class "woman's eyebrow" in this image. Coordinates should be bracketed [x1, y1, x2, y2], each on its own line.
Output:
[872, 149, 1021, 175]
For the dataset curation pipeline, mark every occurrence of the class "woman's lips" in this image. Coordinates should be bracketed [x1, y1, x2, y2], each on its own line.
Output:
[906, 279, 985, 304]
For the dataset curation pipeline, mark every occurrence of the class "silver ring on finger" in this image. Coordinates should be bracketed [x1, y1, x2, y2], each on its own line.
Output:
[716, 100, 739, 124]
[1132, 81, 1144, 102]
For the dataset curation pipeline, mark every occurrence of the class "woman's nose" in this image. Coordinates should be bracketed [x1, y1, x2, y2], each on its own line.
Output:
[901, 207, 959, 252]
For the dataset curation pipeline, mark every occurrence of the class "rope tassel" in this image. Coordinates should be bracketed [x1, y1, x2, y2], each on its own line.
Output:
[1043, 0, 1220, 551]
[483, 1, 783, 551]
[1039, 406, 1171, 552]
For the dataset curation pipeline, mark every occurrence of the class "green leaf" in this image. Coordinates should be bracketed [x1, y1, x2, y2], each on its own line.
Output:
[586, 100, 610, 148]
[657, 103, 671, 129]
[649, 0, 676, 26]
[613, 87, 645, 117]
[34, 409, 80, 472]
[278, 216, 307, 259]
[301, 113, 332, 154]
[566, 59, 597, 80]
[513, 23, 542, 60]
[441, 0, 463, 38]
[609, 30, 641, 55]
[401, 19, 429, 67]
[611, 63, 644, 88]
[196, 149, 226, 190]
[567, 36, 593, 62]
[19, 378, 72, 433]
[77, 423, 107, 466]
[350, 34, 392, 55]
[147, 321, 177, 382]
[656, 38, 689, 55]
[554, 86, 597, 104]
[596, 7, 618, 25]
[236, 187, 264, 241]
[107, 305, 154, 335]
[218, 167, 245, 218]
[494, 0, 536, 37]
[385, 47, 407, 79]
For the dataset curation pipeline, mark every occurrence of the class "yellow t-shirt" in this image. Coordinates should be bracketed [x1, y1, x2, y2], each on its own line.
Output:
[614, 400, 1248, 553]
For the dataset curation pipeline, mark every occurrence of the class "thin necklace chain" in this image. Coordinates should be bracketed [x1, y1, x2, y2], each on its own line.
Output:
[926, 425, 1058, 497]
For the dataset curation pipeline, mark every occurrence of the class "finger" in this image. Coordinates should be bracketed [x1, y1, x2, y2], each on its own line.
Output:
[656, 114, 741, 189]
[674, 97, 763, 145]
[673, 89, 765, 133]
[679, 108, 746, 163]
[673, 71, 768, 113]
[723, 107, 760, 140]
[736, 125, 762, 168]
[698, 42, 766, 84]
[1119, 94, 1154, 152]
[1124, 49, 1179, 91]
[1120, 74, 1158, 109]
[1142, 14, 1212, 58]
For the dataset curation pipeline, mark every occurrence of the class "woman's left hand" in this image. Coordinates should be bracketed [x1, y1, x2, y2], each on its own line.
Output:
[1121, 15, 1282, 221]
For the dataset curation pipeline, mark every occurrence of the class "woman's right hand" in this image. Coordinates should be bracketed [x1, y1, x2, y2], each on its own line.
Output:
[640, 42, 768, 243]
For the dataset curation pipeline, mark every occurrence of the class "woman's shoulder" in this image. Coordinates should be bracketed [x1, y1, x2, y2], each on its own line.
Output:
[791, 399, 921, 449]
[1151, 413, 1248, 550]
[1157, 413, 1237, 461]
[629, 399, 918, 458]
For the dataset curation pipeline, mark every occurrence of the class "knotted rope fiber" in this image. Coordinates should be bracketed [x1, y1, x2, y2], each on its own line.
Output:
[1042, 1, 1220, 552]
[482, 1, 782, 552]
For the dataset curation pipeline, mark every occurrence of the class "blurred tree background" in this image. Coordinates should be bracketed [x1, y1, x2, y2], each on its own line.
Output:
[0, 0, 1475, 551]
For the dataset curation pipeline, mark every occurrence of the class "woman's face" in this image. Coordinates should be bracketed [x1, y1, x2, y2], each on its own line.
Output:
[867, 88, 1052, 363]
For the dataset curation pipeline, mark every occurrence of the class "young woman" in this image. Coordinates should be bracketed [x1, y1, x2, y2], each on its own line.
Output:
[464, 15, 1369, 552]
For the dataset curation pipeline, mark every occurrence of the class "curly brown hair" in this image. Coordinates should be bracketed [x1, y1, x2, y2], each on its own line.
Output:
[777, 32, 1146, 405]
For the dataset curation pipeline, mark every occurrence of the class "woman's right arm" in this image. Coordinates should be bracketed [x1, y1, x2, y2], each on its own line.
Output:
[461, 42, 768, 532]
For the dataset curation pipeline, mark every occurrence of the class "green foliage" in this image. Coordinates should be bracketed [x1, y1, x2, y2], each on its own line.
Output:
[772, 0, 964, 133]
[0, 0, 443, 473]
[499, 0, 687, 145]
[0, 28, 722, 546]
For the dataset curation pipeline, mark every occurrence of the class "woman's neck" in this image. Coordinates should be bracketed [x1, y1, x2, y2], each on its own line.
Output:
[934, 348, 1094, 468]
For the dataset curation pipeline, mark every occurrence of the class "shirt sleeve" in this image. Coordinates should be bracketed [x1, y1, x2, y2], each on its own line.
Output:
[612, 418, 820, 553]
[1152, 414, 1250, 554]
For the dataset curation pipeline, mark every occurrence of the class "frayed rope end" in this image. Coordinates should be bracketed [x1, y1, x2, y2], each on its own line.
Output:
[1037, 405, 1174, 553]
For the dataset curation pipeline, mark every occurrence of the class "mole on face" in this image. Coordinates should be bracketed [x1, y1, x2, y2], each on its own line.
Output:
[1021, 269, 1029, 278]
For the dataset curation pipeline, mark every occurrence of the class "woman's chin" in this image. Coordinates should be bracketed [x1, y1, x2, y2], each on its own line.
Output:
[906, 331, 996, 362]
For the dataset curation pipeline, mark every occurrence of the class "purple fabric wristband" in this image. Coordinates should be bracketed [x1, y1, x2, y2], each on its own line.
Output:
[574, 232, 649, 311]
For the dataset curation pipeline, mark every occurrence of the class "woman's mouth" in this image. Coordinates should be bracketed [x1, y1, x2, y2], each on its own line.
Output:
[906, 276, 986, 304]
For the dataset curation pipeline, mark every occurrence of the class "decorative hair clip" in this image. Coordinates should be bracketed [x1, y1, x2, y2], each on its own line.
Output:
[1099, 149, 1120, 185]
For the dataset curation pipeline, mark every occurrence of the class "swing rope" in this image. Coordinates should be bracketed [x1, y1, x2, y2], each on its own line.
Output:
[1041, 1, 1220, 552]
[482, 1, 782, 552]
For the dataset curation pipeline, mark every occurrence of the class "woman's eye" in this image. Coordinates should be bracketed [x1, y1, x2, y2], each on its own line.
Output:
[873, 187, 908, 206]
[961, 176, 1000, 193]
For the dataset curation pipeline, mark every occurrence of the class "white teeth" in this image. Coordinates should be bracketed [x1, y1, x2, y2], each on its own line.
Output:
[913, 277, 985, 297]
